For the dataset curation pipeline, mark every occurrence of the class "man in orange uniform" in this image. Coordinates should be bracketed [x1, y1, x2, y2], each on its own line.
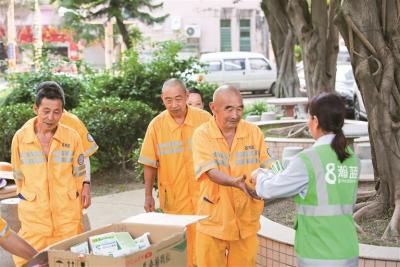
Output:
[11, 84, 86, 266]
[192, 85, 272, 267]
[139, 78, 211, 267]
[0, 217, 38, 261]
[35, 81, 99, 209]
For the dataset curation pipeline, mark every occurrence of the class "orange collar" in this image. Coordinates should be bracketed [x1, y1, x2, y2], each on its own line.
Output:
[208, 118, 248, 139]
[165, 105, 195, 131]
[22, 117, 63, 144]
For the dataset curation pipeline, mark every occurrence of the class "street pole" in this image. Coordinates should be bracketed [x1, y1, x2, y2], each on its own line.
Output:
[33, 0, 43, 71]
[6, 0, 16, 71]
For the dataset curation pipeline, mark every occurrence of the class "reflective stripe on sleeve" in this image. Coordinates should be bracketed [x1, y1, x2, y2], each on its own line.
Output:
[73, 169, 86, 177]
[297, 256, 358, 267]
[13, 170, 24, 180]
[195, 160, 218, 177]
[73, 165, 86, 173]
[84, 144, 99, 157]
[138, 156, 158, 168]
[0, 223, 10, 238]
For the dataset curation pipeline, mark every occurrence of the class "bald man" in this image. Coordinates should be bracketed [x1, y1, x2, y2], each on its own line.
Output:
[138, 78, 211, 267]
[192, 85, 272, 267]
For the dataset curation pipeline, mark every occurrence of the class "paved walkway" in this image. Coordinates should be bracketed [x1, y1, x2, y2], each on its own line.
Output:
[0, 188, 155, 267]
[87, 188, 159, 229]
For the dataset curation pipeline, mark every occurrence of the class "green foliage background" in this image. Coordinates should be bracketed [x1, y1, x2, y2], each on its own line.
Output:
[2, 60, 85, 110]
[0, 103, 34, 161]
[0, 41, 214, 181]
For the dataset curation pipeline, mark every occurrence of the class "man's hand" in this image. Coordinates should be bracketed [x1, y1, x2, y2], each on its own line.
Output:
[81, 183, 91, 209]
[24, 251, 49, 267]
[144, 195, 155, 212]
[231, 175, 252, 197]
[251, 168, 265, 185]
[251, 168, 276, 185]
[0, 230, 37, 261]
[245, 184, 262, 200]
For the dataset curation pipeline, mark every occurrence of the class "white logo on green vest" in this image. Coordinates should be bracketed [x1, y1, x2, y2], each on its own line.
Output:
[325, 163, 337, 184]
[325, 163, 358, 184]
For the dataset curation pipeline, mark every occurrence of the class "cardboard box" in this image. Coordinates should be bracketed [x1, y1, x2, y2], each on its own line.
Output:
[47, 213, 205, 267]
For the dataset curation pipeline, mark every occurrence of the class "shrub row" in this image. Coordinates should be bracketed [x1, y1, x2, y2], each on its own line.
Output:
[0, 41, 216, 175]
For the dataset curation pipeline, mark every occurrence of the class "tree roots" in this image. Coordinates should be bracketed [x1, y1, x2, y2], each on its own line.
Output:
[356, 190, 377, 203]
[353, 200, 385, 225]
[382, 204, 400, 240]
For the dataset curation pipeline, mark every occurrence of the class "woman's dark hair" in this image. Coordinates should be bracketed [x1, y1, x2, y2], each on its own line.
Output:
[188, 88, 204, 101]
[35, 81, 65, 108]
[307, 92, 349, 162]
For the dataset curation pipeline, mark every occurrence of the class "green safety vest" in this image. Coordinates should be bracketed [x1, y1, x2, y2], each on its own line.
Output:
[294, 144, 360, 267]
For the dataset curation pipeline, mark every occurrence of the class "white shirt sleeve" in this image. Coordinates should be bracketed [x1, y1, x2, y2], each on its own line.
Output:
[84, 157, 91, 182]
[255, 156, 309, 200]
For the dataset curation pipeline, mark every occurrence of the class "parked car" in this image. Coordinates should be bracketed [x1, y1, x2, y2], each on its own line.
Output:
[337, 45, 352, 63]
[335, 64, 355, 117]
[297, 63, 367, 120]
[196, 52, 277, 94]
[353, 81, 367, 120]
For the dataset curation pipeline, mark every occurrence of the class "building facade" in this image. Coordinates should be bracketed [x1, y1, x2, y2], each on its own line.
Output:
[137, 0, 269, 56]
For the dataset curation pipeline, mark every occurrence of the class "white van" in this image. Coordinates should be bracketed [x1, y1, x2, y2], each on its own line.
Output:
[198, 52, 277, 94]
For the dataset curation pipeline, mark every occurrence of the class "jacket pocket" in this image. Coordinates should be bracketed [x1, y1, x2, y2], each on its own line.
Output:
[250, 198, 264, 222]
[197, 184, 221, 224]
[18, 190, 40, 226]
[18, 190, 36, 201]
[158, 183, 175, 211]
[67, 190, 79, 200]
[63, 189, 81, 223]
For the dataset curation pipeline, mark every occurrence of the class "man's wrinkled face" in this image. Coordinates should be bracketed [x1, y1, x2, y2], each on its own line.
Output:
[161, 85, 188, 117]
[211, 92, 243, 130]
[34, 98, 63, 131]
[187, 93, 204, 109]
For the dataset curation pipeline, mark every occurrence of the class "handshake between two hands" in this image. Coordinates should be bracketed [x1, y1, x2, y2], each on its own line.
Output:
[232, 160, 284, 200]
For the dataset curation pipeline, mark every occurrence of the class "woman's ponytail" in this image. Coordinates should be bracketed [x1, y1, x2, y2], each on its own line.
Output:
[331, 129, 350, 162]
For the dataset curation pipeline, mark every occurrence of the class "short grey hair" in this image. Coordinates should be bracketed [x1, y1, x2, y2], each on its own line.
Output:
[35, 81, 65, 108]
[161, 78, 187, 93]
[212, 85, 240, 102]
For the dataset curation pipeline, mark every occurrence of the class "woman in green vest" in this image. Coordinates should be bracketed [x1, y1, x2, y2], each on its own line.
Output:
[252, 93, 360, 267]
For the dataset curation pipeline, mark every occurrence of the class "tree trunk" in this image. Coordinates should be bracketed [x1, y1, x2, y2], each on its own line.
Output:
[115, 17, 132, 49]
[261, 0, 301, 97]
[287, 0, 339, 97]
[336, 0, 400, 239]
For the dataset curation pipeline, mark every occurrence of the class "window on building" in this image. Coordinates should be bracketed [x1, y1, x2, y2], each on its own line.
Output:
[240, 19, 251, 52]
[224, 58, 246, 71]
[220, 20, 232, 52]
[249, 58, 271, 70]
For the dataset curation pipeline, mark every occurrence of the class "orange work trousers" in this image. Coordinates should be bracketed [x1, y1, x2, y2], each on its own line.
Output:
[196, 231, 258, 267]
